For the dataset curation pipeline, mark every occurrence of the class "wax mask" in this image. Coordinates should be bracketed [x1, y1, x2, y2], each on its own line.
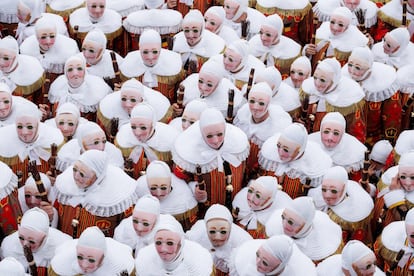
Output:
[223, 48, 242, 72]
[148, 177, 172, 201]
[343, 0, 361, 11]
[82, 131, 106, 151]
[36, 27, 56, 52]
[223, 0, 239, 20]
[383, 34, 400, 55]
[18, 227, 46, 252]
[406, 224, 414, 247]
[198, 72, 220, 98]
[399, 166, 414, 192]
[313, 67, 334, 93]
[72, 160, 97, 189]
[329, 14, 349, 36]
[24, 185, 44, 209]
[87, 0, 106, 20]
[132, 211, 157, 237]
[276, 136, 301, 162]
[351, 252, 376, 276]
[256, 246, 282, 274]
[66, 59, 85, 88]
[17, 2, 31, 23]
[130, 117, 153, 143]
[206, 219, 231, 247]
[290, 64, 310, 89]
[281, 208, 305, 237]
[76, 245, 104, 274]
[120, 89, 143, 115]
[320, 121, 344, 149]
[181, 111, 198, 131]
[16, 116, 39, 143]
[259, 25, 279, 47]
[0, 48, 17, 73]
[321, 179, 346, 206]
[347, 56, 370, 81]
[201, 123, 225, 150]
[247, 181, 273, 211]
[0, 92, 12, 119]
[248, 90, 270, 122]
[154, 230, 181, 262]
[204, 12, 222, 33]
[182, 22, 202, 47]
[140, 43, 161, 67]
[55, 113, 78, 138]
[81, 40, 104, 65]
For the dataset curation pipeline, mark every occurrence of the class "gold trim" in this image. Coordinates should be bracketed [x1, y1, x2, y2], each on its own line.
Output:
[326, 99, 366, 117]
[46, 3, 85, 20]
[378, 10, 412, 28]
[14, 73, 45, 96]
[256, 3, 312, 20]
[70, 25, 123, 41]
[328, 209, 373, 232]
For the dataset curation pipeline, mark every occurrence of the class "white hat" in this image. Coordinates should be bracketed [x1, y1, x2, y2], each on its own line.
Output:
[146, 160, 171, 179]
[155, 214, 184, 237]
[249, 82, 273, 100]
[199, 107, 225, 130]
[253, 176, 278, 199]
[205, 6, 225, 21]
[261, 235, 293, 274]
[405, 208, 414, 226]
[183, 99, 208, 117]
[78, 149, 108, 180]
[370, 140, 393, 165]
[399, 150, 414, 168]
[279, 123, 308, 160]
[182, 9, 205, 30]
[388, 27, 410, 54]
[349, 47, 374, 69]
[199, 59, 225, 81]
[331, 6, 353, 26]
[77, 226, 107, 252]
[76, 121, 105, 151]
[256, 66, 282, 93]
[320, 112, 346, 130]
[0, 83, 12, 94]
[65, 55, 86, 78]
[19, 0, 43, 25]
[120, 78, 145, 98]
[316, 58, 342, 91]
[139, 29, 162, 48]
[20, 207, 49, 235]
[56, 102, 81, 119]
[323, 166, 348, 185]
[0, 35, 19, 55]
[130, 102, 156, 125]
[134, 194, 160, 215]
[291, 56, 311, 75]
[262, 14, 284, 35]
[227, 39, 249, 70]
[227, 0, 248, 22]
[342, 240, 374, 273]
[286, 196, 315, 238]
[15, 106, 42, 122]
[35, 16, 57, 34]
[24, 172, 52, 193]
[0, 257, 26, 276]
[204, 204, 233, 224]
[84, 28, 107, 49]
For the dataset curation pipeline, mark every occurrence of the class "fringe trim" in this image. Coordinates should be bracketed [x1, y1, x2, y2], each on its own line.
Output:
[376, 237, 400, 264]
[173, 205, 198, 222]
[96, 109, 112, 134]
[70, 26, 123, 41]
[0, 13, 18, 24]
[333, 48, 352, 63]
[326, 99, 366, 116]
[275, 55, 300, 70]
[55, 190, 139, 217]
[14, 73, 45, 96]
[56, 158, 71, 173]
[398, 85, 414, 95]
[250, 136, 265, 148]
[0, 155, 21, 166]
[121, 71, 185, 85]
[123, 21, 181, 35]
[112, 6, 143, 18]
[341, 161, 364, 173]
[257, 3, 312, 20]
[46, 3, 85, 19]
[172, 146, 250, 174]
[0, 173, 18, 199]
[313, 6, 330, 23]
[45, 63, 65, 74]
[364, 82, 400, 102]
[328, 209, 373, 230]
[378, 10, 412, 27]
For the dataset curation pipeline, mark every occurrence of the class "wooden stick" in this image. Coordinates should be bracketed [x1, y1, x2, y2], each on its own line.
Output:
[402, 0, 408, 27]
[226, 89, 235, 124]
[360, 150, 370, 192]
[49, 143, 58, 178]
[176, 84, 185, 109]
[245, 68, 255, 100]
[23, 245, 38, 276]
[28, 161, 49, 202]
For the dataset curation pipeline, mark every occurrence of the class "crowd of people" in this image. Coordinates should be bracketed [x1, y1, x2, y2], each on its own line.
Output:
[0, 0, 414, 275]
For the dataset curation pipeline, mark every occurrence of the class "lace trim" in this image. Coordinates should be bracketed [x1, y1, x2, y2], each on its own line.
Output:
[172, 146, 250, 174]
[364, 82, 400, 102]
[123, 21, 181, 35]
[0, 13, 18, 24]
[398, 85, 414, 95]
[56, 158, 71, 173]
[0, 174, 18, 199]
[378, 10, 412, 27]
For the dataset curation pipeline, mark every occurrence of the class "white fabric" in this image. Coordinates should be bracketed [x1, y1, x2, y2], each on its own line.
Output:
[370, 140, 393, 165]
[0, 257, 27, 276]
[0, 96, 39, 128]
[123, 9, 182, 35]
[69, 7, 122, 34]
[399, 151, 414, 168]
[317, 254, 385, 276]
[134, 194, 160, 215]
[20, 207, 49, 235]
[78, 49, 124, 80]
[48, 0, 85, 12]
[395, 130, 414, 157]
[0, 161, 18, 199]
[78, 226, 106, 252]
[372, 40, 414, 70]
[222, 7, 266, 39]
[261, 235, 294, 275]
[342, 240, 374, 274]
[146, 160, 171, 179]
[397, 65, 414, 95]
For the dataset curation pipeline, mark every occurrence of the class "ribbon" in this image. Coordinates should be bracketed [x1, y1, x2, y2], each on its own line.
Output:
[143, 69, 158, 88]
[128, 143, 159, 164]
[200, 149, 241, 172]
[18, 144, 51, 164]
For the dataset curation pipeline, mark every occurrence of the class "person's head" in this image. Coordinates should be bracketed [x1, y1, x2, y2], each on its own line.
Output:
[259, 14, 283, 47]
[24, 173, 52, 209]
[314, 58, 341, 93]
[405, 208, 414, 247]
[204, 204, 232, 247]
[65, 55, 86, 89]
[120, 79, 145, 115]
[76, 226, 106, 274]
[86, 0, 106, 20]
[322, 166, 348, 206]
[398, 151, 414, 192]
[198, 59, 224, 97]
[15, 109, 41, 144]
[73, 150, 108, 190]
[0, 36, 19, 74]
[289, 56, 311, 89]
[17, 0, 43, 25]
[182, 10, 204, 47]
[342, 240, 376, 276]
[0, 83, 12, 119]
[223, 39, 248, 73]
[204, 6, 224, 34]
[248, 82, 272, 123]
[76, 122, 106, 152]
[181, 99, 208, 131]
[146, 161, 172, 201]
[35, 17, 57, 52]
[139, 29, 162, 67]
[0, 257, 26, 276]
[256, 235, 293, 274]
[130, 103, 156, 143]
[154, 215, 185, 263]
[55, 102, 81, 138]
[329, 7, 352, 36]
[223, 0, 248, 21]
[347, 47, 373, 82]
[132, 195, 160, 237]
[144, 0, 164, 9]
[255, 66, 282, 95]
[369, 140, 393, 171]
[18, 207, 49, 252]
[247, 176, 278, 211]
[277, 123, 308, 163]
[199, 108, 226, 150]
[282, 196, 315, 238]
[342, 0, 361, 11]
[320, 112, 346, 149]
[383, 27, 410, 56]
[82, 29, 107, 65]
